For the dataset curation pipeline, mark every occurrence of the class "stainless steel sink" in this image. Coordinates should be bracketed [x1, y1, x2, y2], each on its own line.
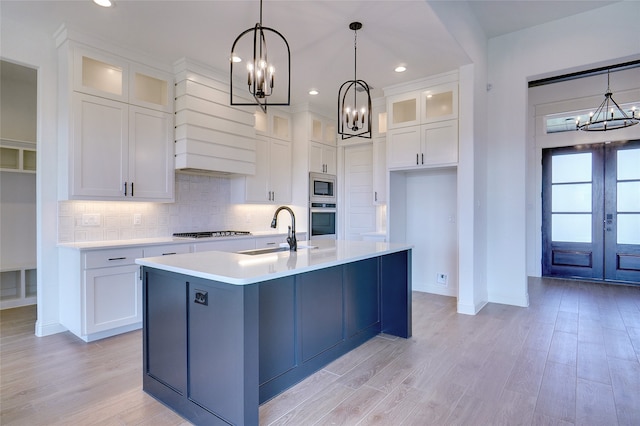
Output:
[237, 245, 318, 256]
[237, 247, 290, 256]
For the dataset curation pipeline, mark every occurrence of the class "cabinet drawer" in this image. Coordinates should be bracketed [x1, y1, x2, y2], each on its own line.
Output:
[143, 244, 190, 258]
[84, 247, 143, 269]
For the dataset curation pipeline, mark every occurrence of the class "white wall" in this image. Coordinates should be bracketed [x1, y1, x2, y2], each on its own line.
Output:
[1, 15, 63, 335]
[486, 1, 640, 306]
[1, 62, 37, 269]
[405, 168, 458, 297]
[1, 61, 37, 142]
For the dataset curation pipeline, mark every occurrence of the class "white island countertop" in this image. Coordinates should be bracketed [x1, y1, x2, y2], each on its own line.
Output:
[135, 239, 412, 285]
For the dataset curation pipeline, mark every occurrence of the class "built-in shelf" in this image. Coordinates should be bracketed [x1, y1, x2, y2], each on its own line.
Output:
[0, 139, 36, 173]
[0, 266, 37, 309]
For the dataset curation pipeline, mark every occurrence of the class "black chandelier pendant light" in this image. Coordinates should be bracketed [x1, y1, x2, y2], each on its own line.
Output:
[576, 70, 639, 131]
[338, 21, 372, 140]
[230, 0, 290, 112]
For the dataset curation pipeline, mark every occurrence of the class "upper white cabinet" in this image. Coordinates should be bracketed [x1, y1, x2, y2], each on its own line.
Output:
[387, 92, 419, 129]
[421, 82, 458, 123]
[73, 47, 173, 113]
[385, 78, 458, 170]
[69, 93, 173, 200]
[173, 60, 256, 175]
[372, 137, 387, 204]
[388, 120, 458, 169]
[387, 81, 457, 129]
[57, 34, 174, 201]
[309, 142, 337, 175]
[231, 135, 292, 204]
[309, 114, 336, 146]
[255, 108, 292, 141]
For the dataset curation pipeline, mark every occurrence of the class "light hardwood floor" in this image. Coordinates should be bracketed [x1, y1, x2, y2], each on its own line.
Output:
[1, 277, 639, 425]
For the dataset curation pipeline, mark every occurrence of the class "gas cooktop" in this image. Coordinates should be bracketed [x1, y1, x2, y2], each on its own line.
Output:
[172, 231, 252, 239]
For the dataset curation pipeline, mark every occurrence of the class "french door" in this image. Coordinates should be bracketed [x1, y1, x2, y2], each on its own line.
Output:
[542, 140, 640, 283]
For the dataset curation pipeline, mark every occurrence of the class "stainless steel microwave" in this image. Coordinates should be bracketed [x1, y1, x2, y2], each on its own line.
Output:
[309, 172, 336, 203]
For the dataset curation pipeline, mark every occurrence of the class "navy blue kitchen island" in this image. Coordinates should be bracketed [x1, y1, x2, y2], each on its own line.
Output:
[136, 240, 412, 425]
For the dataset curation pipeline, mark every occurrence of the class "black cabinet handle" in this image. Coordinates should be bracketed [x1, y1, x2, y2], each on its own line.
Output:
[131, 182, 134, 197]
[123, 182, 127, 196]
[162, 252, 177, 256]
[421, 153, 424, 164]
[416, 154, 419, 165]
[108, 257, 126, 261]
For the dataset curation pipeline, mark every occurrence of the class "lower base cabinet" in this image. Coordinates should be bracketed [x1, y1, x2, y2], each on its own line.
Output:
[59, 246, 143, 342]
[142, 250, 411, 426]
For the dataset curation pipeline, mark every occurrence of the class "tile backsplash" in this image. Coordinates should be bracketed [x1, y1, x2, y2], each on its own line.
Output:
[58, 173, 300, 243]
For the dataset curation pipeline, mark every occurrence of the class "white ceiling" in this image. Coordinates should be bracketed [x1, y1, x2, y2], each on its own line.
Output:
[1, 0, 620, 114]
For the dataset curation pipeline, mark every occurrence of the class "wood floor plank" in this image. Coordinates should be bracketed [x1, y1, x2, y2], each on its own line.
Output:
[400, 380, 465, 425]
[504, 348, 548, 397]
[314, 385, 386, 425]
[603, 328, 638, 361]
[259, 369, 339, 425]
[576, 378, 618, 426]
[523, 321, 555, 353]
[358, 384, 424, 425]
[535, 361, 577, 423]
[491, 389, 537, 426]
[555, 310, 578, 334]
[547, 330, 578, 366]
[577, 340, 611, 384]
[607, 356, 640, 425]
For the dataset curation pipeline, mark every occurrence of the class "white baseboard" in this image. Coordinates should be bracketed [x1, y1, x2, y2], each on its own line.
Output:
[413, 282, 456, 297]
[35, 320, 67, 337]
[457, 299, 488, 315]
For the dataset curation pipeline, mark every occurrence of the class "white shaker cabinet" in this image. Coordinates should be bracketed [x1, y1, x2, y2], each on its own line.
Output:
[386, 80, 458, 170]
[127, 105, 174, 200]
[372, 137, 387, 204]
[387, 120, 458, 170]
[231, 135, 292, 204]
[59, 246, 143, 342]
[58, 36, 174, 201]
[309, 141, 337, 175]
[70, 93, 173, 200]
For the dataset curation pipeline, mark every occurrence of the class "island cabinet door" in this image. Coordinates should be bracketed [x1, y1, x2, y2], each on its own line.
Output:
[144, 270, 187, 395]
[188, 279, 259, 426]
[259, 277, 296, 385]
[345, 258, 380, 338]
[297, 265, 344, 362]
[144, 269, 187, 394]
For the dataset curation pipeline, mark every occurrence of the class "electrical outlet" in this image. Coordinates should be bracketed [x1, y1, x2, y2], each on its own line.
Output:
[133, 213, 142, 226]
[436, 273, 448, 285]
[81, 213, 101, 226]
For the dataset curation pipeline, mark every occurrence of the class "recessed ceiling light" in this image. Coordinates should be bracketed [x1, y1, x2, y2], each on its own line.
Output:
[309, 90, 319, 95]
[93, 0, 113, 7]
[395, 66, 407, 73]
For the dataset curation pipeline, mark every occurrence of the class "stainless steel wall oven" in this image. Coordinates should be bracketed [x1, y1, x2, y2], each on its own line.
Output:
[309, 202, 336, 240]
